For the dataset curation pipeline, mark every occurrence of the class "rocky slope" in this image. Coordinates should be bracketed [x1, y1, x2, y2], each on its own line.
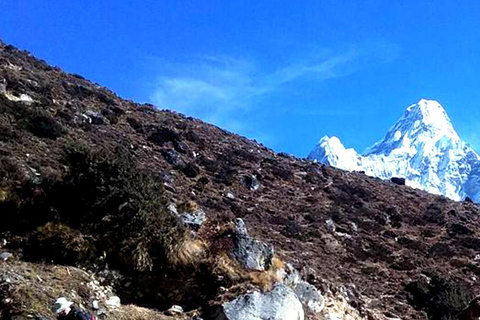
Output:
[308, 99, 480, 202]
[2, 41, 480, 320]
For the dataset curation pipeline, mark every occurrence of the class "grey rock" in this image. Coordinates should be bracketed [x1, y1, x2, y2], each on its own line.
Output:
[173, 140, 189, 154]
[325, 219, 336, 232]
[243, 175, 260, 191]
[167, 203, 178, 215]
[284, 264, 324, 314]
[222, 283, 304, 320]
[0, 79, 6, 94]
[0, 252, 13, 262]
[73, 113, 91, 126]
[162, 149, 186, 168]
[166, 305, 184, 315]
[234, 218, 248, 236]
[233, 219, 273, 271]
[292, 281, 324, 314]
[105, 296, 121, 308]
[85, 110, 107, 125]
[179, 209, 206, 230]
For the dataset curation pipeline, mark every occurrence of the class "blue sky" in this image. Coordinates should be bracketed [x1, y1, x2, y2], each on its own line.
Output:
[3, 1, 480, 156]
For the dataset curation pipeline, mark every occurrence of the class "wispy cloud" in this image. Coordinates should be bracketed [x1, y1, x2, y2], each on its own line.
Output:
[148, 42, 399, 143]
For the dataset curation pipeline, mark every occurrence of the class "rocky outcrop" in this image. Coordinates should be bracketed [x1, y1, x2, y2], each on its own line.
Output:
[284, 264, 325, 314]
[222, 284, 304, 320]
[232, 219, 274, 271]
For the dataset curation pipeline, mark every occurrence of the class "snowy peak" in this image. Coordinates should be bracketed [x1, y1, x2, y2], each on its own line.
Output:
[403, 99, 456, 135]
[310, 136, 360, 171]
[309, 99, 480, 202]
[365, 99, 459, 156]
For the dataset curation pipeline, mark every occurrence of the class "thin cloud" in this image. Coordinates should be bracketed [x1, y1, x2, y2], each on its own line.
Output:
[148, 42, 399, 144]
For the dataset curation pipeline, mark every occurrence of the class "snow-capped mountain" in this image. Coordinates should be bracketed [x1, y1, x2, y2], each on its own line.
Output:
[308, 99, 480, 202]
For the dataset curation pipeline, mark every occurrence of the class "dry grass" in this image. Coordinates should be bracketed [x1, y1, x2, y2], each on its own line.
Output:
[249, 256, 285, 291]
[177, 200, 199, 213]
[131, 242, 153, 272]
[0, 260, 95, 318]
[212, 253, 248, 282]
[166, 234, 206, 267]
[212, 254, 286, 291]
[110, 305, 188, 320]
[0, 189, 8, 201]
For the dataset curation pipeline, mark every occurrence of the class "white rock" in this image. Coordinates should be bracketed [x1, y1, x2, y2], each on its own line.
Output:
[105, 296, 121, 309]
[222, 284, 304, 320]
[293, 281, 324, 314]
[0, 252, 12, 262]
[166, 305, 184, 315]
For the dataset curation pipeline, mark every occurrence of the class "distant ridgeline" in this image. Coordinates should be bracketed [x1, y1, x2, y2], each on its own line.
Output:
[309, 99, 480, 203]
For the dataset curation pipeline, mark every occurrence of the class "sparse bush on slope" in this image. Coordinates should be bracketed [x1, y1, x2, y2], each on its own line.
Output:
[406, 273, 472, 320]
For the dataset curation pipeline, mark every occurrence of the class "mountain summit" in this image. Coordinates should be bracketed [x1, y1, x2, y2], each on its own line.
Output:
[308, 99, 480, 202]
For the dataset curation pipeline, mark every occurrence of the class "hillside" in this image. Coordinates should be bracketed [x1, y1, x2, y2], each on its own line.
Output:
[2, 41, 480, 320]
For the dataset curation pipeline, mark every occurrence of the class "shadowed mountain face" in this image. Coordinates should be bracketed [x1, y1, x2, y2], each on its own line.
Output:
[309, 99, 480, 203]
[2, 41, 480, 319]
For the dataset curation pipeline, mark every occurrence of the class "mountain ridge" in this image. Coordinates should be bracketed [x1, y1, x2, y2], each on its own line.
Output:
[308, 99, 480, 202]
[3, 41, 480, 320]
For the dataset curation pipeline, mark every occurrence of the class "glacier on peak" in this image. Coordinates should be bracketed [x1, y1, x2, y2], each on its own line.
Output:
[308, 99, 480, 202]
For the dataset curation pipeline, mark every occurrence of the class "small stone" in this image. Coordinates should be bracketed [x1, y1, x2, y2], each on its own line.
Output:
[92, 300, 99, 310]
[226, 192, 235, 200]
[179, 209, 206, 230]
[105, 296, 121, 309]
[167, 203, 178, 215]
[84, 110, 107, 125]
[166, 305, 184, 315]
[243, 175, 260, 191]
[162, 149, 186, 168]
[325, 219, 335, 232]
[0, 252, 13, 262]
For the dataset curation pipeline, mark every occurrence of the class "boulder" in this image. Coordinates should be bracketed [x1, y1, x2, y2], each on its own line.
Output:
[222, 284, 304, 320]
[292, 281, 324, 314]
[391, 177, 406, 185]
[232, 219, 274, 271]
[284, 264, 324, 314]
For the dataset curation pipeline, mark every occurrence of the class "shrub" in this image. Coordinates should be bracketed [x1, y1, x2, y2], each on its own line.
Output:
[406, 273, 472, 320]
[7, 141, 182, 272]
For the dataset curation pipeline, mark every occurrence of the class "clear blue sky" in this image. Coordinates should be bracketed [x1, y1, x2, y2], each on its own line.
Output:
[3, 1, 480, 156]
